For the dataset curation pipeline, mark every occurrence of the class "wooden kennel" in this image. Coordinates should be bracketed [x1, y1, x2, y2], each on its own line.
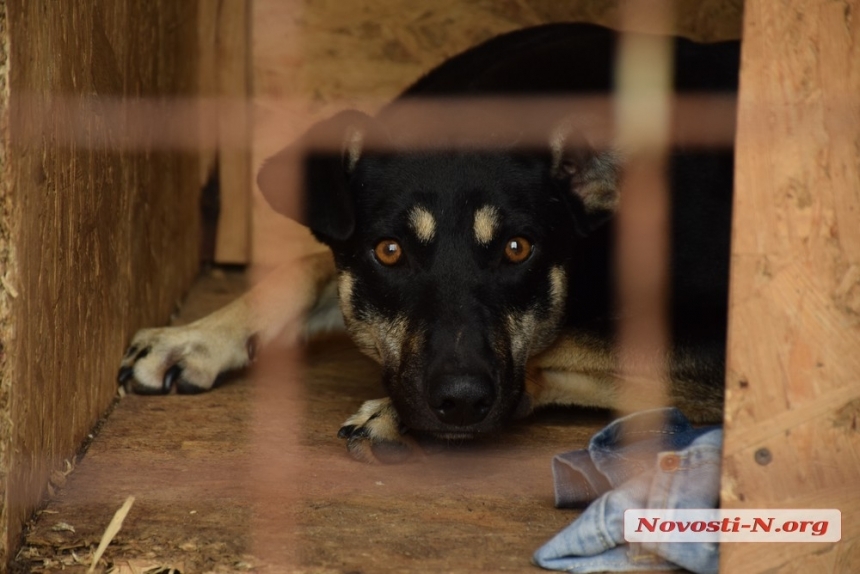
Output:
[0, 0, 856, 571]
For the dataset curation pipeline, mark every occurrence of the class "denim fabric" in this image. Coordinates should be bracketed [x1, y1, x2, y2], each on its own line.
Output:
[533, 408, 722, 574]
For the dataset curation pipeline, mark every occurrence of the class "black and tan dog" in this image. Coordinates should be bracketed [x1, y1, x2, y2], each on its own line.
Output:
[118, 24, 739, 463]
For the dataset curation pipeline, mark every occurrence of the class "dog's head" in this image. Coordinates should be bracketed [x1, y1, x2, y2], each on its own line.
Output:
[258, 109, 620, 438]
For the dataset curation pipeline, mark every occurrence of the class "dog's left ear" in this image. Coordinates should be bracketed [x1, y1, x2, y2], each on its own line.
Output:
[549, 121, 621, 232]
[257, 110, 372, 243]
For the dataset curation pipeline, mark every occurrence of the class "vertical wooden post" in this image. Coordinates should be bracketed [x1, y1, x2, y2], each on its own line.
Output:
[721, 0, 860, 570]
[214, 0, 252, 264]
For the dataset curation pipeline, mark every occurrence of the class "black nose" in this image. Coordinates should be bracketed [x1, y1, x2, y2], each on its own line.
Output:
[428, 375, 495, 427]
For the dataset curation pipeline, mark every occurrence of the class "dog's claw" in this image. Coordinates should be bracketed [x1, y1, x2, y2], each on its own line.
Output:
[163, 364, 182, 393]
[337, 425, 357, 439]
[117, 365, 134, 386]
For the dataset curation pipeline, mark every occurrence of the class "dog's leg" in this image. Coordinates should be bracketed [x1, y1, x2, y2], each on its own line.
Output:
[118, 251, 336, 394]
[526, 333, 724, 423]
[525, 333, 621, 413]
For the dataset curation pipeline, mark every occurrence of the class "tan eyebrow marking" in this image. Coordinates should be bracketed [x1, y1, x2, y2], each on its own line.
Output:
[473, 205, 500, 245]
[409, 206, 436, 243]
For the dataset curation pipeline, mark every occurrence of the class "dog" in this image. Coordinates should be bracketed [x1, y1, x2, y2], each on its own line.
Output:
[118, 23, 739, 463]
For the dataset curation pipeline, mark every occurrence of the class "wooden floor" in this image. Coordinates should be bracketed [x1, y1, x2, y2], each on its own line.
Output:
[15, 269, 609, 573]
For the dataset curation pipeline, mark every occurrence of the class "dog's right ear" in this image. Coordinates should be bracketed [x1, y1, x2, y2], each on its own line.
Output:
[256, 110, 372, 243]
[549, 118, 622, 234]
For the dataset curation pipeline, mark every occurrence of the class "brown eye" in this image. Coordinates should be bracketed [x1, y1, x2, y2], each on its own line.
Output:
[504, 237, 532, 263]
[374, 239, 403, 266]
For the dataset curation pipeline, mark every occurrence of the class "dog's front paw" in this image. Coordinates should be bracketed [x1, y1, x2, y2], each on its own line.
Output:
[117, 322, 254, 395]
[338, 398, 423, 464]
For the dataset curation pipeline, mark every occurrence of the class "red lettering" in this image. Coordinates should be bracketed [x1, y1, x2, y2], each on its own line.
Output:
[659, 521, 675, 532]
[707, 521, 721, 533]
[636, 518, 658, 533]
[751, 517, 773, 533]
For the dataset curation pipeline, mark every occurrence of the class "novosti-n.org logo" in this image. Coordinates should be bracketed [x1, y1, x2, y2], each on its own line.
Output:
[624, 509, 841, 543]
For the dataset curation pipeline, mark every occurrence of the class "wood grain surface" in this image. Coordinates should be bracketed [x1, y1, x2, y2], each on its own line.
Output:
[1, 0, 202, 564]
[720, 0, 860, 571]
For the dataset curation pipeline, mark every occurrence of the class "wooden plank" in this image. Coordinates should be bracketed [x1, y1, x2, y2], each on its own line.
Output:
[0, 1, 13, 567]
[1, 1, 202, 565]
[198, 0, 219, 186]
[720, 0, 860, 571]
[214, 0, 252, 265]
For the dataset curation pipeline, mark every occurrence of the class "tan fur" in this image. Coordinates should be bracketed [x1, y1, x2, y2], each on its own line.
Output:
[526, 331, 619, 409]
[547, 266, 567, 328]
[341, 301, 410, 368]
[526, 332, 722, 422]
[344, 127, 364, 172]
[408, 206, 436, 243]
[121, 251, 337, 392]
[473, 205, 500, 245]
[503, 266, 568, 365]
[337, 271, 356, 323]
[505, 311, 538, 364]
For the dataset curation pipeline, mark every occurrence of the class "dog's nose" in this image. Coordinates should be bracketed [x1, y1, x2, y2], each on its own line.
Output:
[428, 375, 495, 427]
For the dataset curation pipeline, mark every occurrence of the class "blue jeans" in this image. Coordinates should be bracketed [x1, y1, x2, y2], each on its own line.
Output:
[533, 408, 722, 573]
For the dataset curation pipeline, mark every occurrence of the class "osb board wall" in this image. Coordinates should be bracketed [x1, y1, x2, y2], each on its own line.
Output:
[0, 0, 202, 564]
[720, 0, 860, 570]
[250, 0, 744, 268]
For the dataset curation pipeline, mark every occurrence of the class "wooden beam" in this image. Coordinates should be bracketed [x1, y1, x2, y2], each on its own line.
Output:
[720, 0, 860, 570]
[214, 0, 252, 264]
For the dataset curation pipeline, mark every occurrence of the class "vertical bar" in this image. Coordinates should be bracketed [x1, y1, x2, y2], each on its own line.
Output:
[614, 3, 674, 416]
[215, 0, 252, 264]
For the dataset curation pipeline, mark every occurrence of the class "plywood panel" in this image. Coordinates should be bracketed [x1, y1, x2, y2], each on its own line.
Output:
[720, 0, 860, 570]
[0, 1, 202, 565]
[250, 0, 744, 269]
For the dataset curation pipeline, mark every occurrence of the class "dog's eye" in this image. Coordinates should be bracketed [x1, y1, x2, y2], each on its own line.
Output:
[374, 239, 403, 266]
[504, 237, 532, 264]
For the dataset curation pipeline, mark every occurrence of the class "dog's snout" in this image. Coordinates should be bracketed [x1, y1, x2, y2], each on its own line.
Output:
[428, 375, 495, 427]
